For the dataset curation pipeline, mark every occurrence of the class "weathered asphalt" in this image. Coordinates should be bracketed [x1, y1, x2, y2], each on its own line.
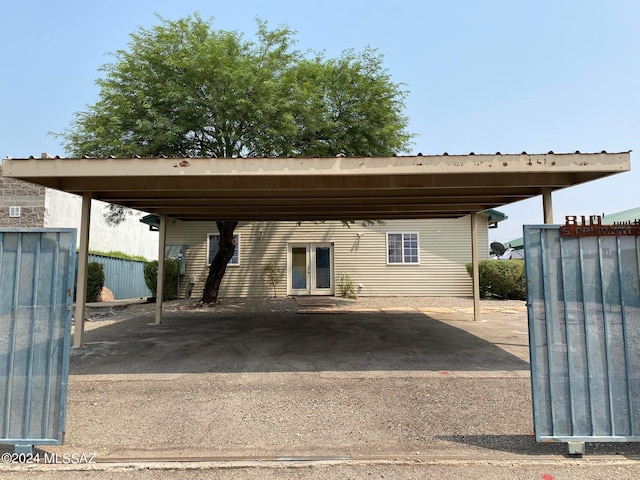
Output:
[2, 300, 639, 479]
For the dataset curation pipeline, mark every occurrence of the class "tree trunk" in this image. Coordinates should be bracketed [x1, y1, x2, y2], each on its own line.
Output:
[201, 221, 238, 303]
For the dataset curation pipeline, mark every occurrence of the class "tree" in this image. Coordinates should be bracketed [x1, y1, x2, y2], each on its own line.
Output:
[59, 14, 414, 303]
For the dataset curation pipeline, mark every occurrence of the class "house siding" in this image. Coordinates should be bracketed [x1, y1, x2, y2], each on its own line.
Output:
[166, 217, 490, 299]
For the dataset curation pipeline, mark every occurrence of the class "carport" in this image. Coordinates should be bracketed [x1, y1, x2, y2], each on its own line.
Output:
[1, 151, 631, 348]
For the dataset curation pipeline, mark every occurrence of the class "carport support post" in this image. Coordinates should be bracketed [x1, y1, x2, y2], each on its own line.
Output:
[155, 214, 167, 325]
[542, 188, 554, 224]
[471, 212, 480, 322]
[542, 189, 561, 346]
[73, 192, 92, 348]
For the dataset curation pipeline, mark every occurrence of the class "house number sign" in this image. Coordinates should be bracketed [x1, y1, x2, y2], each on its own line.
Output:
[560, 215, 640, 237]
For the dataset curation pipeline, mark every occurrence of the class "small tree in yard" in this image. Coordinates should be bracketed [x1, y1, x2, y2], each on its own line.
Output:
[59, 14, 414, 304]
[263, 264, 283, 298]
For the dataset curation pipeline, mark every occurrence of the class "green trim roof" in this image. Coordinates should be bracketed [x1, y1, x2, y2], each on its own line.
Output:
[505, 236, 524, 249]
[598, 206, 640, 225]
[140, 214, 160, 228]
[482, 209, 507, 226]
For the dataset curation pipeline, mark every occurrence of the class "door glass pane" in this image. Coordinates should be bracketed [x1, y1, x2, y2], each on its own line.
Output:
[291, 247, 307, 290]
[315, 247, 331, 289]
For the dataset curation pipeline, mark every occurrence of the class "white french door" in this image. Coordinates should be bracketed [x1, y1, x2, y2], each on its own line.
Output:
[288, 243, 334, 295]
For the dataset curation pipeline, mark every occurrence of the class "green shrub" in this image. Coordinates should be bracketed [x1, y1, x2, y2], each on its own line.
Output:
[86, 262, 105, 302]
[143, 261, 157, 296]
[338, 273, 357, 299]
[144, 258, 181, 300]
[465, 260, 526, 300]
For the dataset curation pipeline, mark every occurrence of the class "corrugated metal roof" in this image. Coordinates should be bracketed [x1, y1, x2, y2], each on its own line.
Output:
[598, 206, 640, 225]
[4, 150, 628, 160]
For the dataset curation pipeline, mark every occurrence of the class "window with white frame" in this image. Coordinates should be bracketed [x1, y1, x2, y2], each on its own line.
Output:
[207, 233, 240, 265]
[9, 206, 21, 218]
[387, 232, 419, 264]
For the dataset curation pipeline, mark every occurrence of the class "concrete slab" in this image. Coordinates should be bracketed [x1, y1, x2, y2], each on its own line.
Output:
[68, 310, 531, 374]
[419, 307, 458, 314]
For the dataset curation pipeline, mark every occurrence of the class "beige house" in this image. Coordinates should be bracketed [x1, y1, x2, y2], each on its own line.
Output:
[145, 212, 504, 298]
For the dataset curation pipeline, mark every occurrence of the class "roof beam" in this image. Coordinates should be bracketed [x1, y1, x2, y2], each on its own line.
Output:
[45, 171, 609, 193]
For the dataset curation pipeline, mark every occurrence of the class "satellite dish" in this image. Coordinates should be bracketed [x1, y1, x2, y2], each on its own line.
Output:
[490, 242, 506, 256]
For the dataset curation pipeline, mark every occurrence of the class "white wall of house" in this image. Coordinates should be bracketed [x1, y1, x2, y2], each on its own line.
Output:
[165, 217, 490, 299]
[44, 189, 158, 260]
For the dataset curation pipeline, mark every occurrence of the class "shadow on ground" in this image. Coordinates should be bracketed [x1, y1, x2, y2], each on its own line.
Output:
[71, 310, 530, 375]
[439, 434, 640, 457]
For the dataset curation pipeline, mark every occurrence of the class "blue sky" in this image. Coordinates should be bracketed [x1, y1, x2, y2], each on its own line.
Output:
[2, 0, 638, 242]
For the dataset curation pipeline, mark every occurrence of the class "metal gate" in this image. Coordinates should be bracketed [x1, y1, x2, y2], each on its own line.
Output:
[0, 229, 76, 452]
[524, 225, 640, 453]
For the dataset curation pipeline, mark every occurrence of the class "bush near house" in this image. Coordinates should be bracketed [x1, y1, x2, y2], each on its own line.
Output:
[86, 262, 105, 302]
[338, 273, 357, 299]
[465, 260, 526, 300]
[144, 258, 180, 300]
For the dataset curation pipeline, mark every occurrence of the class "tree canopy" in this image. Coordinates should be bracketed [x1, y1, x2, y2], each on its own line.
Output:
[59, 13, 415, 303]
[61, 14, 413, 158]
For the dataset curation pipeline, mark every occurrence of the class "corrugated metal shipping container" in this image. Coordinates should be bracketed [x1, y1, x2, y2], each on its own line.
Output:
[525, 225, 640, 453]
[0, 229, 76, 452]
